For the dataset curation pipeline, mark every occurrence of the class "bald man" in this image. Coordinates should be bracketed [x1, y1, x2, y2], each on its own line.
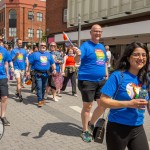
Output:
[74, 24, 108, 142]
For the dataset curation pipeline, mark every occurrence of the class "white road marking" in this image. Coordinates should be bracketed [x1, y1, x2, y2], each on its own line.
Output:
[70, 106, 92, 117]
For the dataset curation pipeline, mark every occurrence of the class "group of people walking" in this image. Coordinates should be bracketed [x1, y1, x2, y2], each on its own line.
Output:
[0, 23, 150, 150]
[73, 24, 150, 150]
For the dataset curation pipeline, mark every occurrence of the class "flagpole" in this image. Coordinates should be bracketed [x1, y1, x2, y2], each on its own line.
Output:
[78, 14, 81, 47]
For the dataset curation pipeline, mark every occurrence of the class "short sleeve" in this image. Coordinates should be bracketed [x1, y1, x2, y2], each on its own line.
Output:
[101, 71, 120, 98]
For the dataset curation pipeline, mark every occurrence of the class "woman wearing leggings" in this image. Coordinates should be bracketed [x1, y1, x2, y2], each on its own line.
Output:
[99, 42, 149, 150]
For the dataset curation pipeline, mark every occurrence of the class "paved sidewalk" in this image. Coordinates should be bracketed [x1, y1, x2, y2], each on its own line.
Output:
[0, 80, 150, 150]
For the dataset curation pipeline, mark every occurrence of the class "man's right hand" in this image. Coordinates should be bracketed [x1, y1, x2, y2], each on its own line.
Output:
[72, 47, 81, 56]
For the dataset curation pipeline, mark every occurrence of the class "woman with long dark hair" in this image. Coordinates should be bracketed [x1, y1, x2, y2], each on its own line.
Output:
[100, 42, 149, 150]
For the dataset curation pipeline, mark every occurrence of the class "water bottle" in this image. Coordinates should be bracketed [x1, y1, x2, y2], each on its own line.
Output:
[138, 86, 148, 113]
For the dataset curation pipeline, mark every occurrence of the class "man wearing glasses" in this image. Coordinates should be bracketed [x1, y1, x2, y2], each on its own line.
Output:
[27, 42, 56, 107]
[73, 24, 108, 142]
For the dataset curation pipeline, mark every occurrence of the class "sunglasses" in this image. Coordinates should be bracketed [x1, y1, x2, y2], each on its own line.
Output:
[40, 45, 46, 47]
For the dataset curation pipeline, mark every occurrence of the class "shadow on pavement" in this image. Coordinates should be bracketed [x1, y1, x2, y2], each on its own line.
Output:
[9, 92, 38, 106]
[33, 122, 82, 138]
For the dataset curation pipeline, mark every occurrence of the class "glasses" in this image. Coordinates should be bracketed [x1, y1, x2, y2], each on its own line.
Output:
[131, 53, 147, 58]
[50, 45, 56, 47]
[40, 45, 46, 47]
[92, 30, 103, 33]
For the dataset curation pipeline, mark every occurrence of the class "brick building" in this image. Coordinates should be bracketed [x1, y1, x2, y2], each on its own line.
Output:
[46, 0, 76, 44]
[0, 0, 46, 47]
[46, 0, 150, 56]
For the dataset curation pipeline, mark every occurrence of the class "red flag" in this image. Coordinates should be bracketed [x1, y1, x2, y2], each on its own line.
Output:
[62, 32, 74, 46]
[63, 32, 69, 41]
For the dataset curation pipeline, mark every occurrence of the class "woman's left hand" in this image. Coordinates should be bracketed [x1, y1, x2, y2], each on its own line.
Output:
[129, 99, 148, 109]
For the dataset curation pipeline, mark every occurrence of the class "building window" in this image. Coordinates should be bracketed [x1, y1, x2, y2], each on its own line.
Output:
[9, 10, 17, 28]
[63, 9, 67, 22]
[28, 11, 33, 20]
[9, 9, 16, 19]
[37, 12, 43, 21]
[37, 29, 43, 38]
[28, 28, 33, 38]
[9, 28, 16, 37]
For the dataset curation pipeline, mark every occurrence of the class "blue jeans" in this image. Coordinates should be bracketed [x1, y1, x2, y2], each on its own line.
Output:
[35, 75, 48, 102]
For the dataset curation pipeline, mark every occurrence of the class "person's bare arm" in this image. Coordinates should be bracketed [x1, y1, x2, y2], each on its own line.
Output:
[100, 94, 148, 109]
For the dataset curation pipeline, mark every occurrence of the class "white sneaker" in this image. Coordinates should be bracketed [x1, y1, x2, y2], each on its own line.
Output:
[53, 97, 59, 102]
[57, 93, 62, 97]
[44, 93, 48, 99]
[72, 94, 77, 97]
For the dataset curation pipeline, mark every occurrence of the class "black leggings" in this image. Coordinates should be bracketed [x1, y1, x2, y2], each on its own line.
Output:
[106, 122, 149, 150]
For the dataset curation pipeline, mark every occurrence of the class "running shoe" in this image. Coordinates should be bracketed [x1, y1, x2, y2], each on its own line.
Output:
[81, 131, 92, 143]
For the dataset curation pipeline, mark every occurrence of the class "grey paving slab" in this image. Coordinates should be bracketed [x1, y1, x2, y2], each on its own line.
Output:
[0, 80, 150, 150]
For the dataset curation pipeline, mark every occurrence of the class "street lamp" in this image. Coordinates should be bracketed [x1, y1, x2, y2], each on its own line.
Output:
[3, 28, 6, 42]
[78, 14, 81, 47]
[38, 27, 41, 48]
[31, 4, 37, 50]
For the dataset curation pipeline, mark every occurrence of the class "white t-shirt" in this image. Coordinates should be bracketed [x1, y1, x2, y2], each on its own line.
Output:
[106, 51, 111, 67]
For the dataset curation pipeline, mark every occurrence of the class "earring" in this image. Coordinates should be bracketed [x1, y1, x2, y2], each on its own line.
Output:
[122, 62, 126, 66]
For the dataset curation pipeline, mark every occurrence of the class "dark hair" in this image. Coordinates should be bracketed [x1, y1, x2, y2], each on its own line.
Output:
[116, 42, 149, 85]
[66, 47, 75, 55]
[16, 38, 22, 43]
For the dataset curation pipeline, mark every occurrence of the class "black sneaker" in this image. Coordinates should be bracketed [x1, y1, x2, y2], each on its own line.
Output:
[88, 121, 94, 135]
[15, 92, 19, 98]
[19, 95, 23, 102]
[1, 117, 10, 126]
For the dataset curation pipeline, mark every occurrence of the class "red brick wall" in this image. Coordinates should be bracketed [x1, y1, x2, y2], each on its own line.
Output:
[46, 0, 75, 36]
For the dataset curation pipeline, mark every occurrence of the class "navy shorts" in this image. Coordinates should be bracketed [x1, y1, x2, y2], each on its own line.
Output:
[0, 78, 8, 97]
[78, 80, 106, 102]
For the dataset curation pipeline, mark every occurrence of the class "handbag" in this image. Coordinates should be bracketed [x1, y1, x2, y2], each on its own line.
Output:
[93, 116, 106, 143]
[93, 72, 124, 143]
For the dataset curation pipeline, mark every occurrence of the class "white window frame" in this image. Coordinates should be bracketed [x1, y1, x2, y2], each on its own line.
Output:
[37, 29, 43, 38]
[9, 28, 16, 37]
[63, 9, 67, 22]
[28, 28, 33, 38]
[37, 12, 43, 21]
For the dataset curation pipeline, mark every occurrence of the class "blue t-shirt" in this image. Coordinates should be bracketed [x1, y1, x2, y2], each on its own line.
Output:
[29, 51, 54, 71]
[11, 47, 27, 70]
[101, 70, 149, 126]
[28, 53, 34, 70]
[0, 46, 12, 79]
[78, 40, 108, 82]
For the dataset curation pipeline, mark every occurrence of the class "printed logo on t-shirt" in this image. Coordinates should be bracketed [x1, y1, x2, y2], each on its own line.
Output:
[40, 56, 48, 66]
[95, 49, 105, 65]
[17, 53, 23, 62]
[126, 83, 142, 99]
[0, 53, 3, 66]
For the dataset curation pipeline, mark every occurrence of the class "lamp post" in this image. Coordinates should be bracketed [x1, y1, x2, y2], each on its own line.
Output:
[3, 28, 6, 42]
[78, 14, 81, 47]
[31, 4, 37, 50]
[38, 27, 41, 48]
